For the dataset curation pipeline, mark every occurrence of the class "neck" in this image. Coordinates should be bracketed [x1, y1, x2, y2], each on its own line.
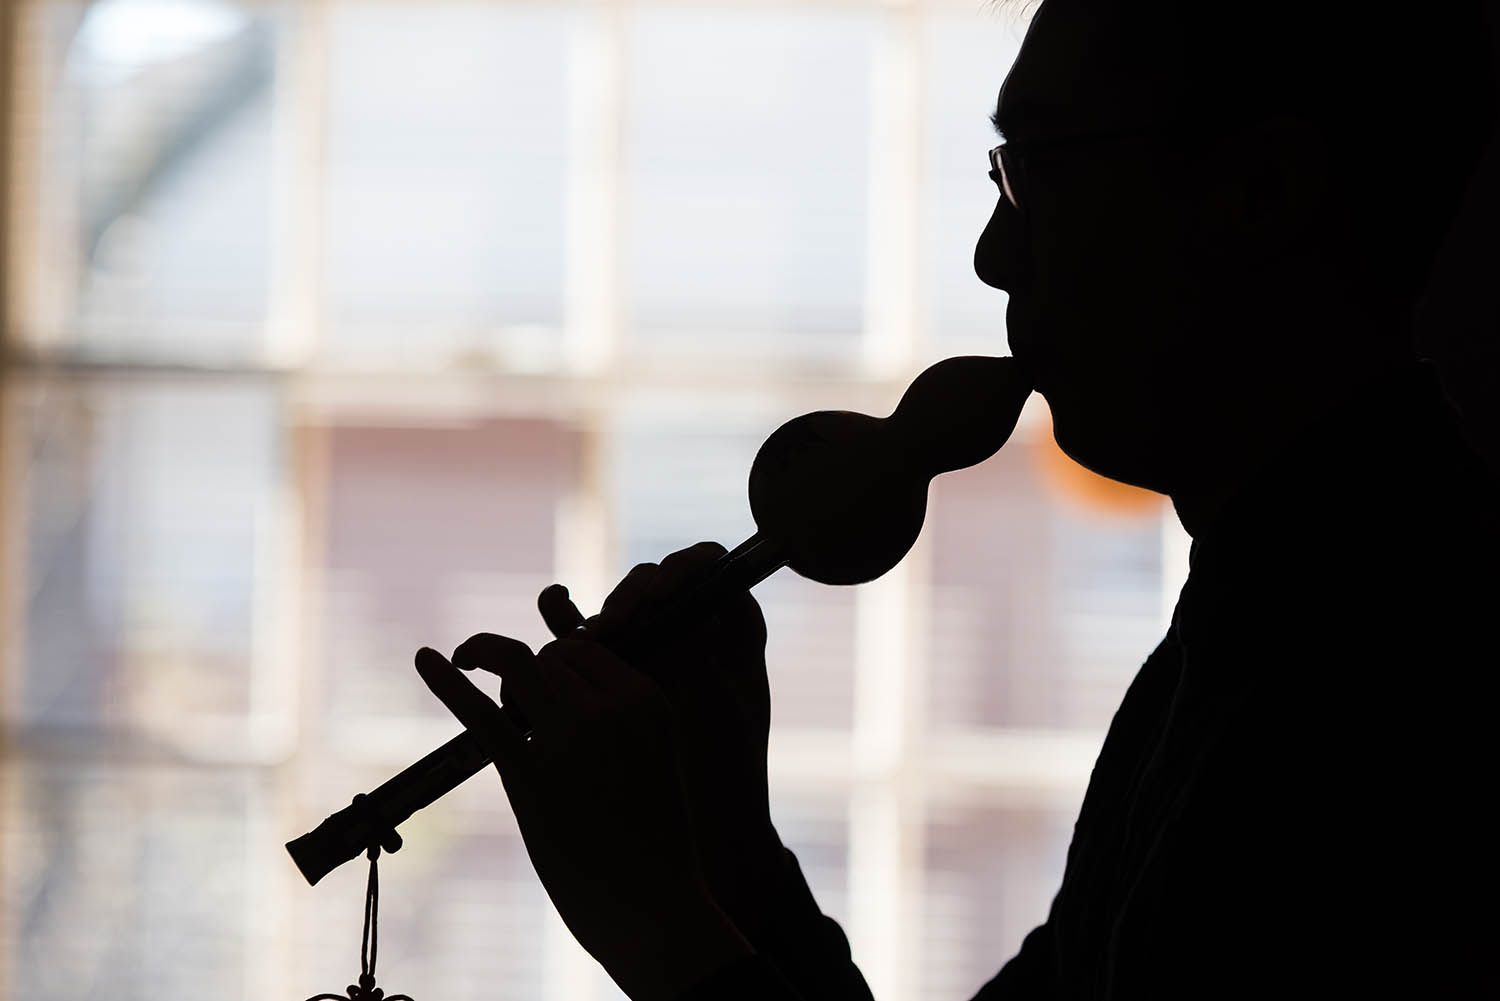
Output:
[1167, 323, 1413, 539]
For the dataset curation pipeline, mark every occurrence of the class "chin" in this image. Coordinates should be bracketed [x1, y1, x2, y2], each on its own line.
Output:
[1048, 391, 1163, 493]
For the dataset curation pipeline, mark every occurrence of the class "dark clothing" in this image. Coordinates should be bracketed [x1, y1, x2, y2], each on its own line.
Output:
[680, 359, 1500, 1000]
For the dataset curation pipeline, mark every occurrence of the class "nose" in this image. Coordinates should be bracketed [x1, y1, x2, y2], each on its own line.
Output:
[974, 194, 1024, 292]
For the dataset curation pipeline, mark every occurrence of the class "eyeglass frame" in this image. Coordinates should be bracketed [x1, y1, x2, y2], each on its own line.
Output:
[987, 123, 1198, 216]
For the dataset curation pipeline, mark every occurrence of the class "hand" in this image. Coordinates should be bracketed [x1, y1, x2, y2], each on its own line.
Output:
[414, 643, 750, 1001]
[530, 542, 790, 935]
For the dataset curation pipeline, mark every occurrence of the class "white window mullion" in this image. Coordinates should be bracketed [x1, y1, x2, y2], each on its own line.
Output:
[547, 2, 628, 997]
[266, 0, 330, 370]
[564, 1, 626, 378]
[849, 524, 931, 1001]
[852, 7, 932, 999]
[5, 0, 69, 351]
[267, 2, 335, 998]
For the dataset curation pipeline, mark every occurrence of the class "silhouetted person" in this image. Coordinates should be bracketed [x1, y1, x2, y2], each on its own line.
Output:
[414, 3, 1500, 999]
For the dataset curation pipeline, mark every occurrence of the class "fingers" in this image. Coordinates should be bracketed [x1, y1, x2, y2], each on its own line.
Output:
[539, 637, 654, 703]
[660, 540, 728, 574]
[451, 632, 551, 729]
[415, 647, 530, 767]
[597, 541, 728, 629]
[454, 631, 537, 677]
[597, 563, 665, 626]
[538, 583, 586, 639]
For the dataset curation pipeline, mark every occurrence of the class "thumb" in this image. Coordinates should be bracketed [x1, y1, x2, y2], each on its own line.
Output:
[714, 591, 768, 651]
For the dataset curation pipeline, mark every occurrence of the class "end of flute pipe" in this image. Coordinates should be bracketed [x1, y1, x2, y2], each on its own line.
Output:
[285, 828, 340, 886]
[286, 806, 378, 886]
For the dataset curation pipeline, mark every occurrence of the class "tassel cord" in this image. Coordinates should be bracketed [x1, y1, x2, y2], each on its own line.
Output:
[302, 795, 412, 1001]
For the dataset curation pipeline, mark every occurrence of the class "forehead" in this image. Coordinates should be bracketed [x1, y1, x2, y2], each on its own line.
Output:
[995, 0, 1171, 139]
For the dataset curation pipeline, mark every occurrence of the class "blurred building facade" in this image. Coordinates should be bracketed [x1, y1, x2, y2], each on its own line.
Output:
[0, 3, 1190, 1000]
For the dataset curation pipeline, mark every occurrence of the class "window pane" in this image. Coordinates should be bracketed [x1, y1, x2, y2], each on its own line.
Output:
[3, 762, 264, 1001]
[318, 419, 578, 722]
[623, 8, 872, 364]
[927, 428, 1163, 730]
[923, 802, 1074, 1000]
[763, 575, 857, 731]
[34, 0, 280, 362]
[775, 792, 851, 926]
[15, 375, 281, 733]
[322, 4, 572, 368]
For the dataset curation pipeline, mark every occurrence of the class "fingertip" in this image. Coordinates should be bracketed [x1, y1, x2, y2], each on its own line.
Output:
[538, 584, 585, 638]
[415, 648, 463, 703]
[453, 633, 539, 679]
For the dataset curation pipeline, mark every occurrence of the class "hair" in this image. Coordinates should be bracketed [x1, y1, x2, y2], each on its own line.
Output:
[998, 1, 1499, 303]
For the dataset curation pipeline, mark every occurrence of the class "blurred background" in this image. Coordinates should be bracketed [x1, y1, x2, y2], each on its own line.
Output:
[0, 2, 1192, 999]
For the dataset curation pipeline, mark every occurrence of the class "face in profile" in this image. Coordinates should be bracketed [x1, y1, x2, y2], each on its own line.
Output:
[974, 0, 1216, 495]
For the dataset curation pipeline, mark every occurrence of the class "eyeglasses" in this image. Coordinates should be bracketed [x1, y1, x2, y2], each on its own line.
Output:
[988, 144, 1026, 214]
[988, 124, 1189, 216]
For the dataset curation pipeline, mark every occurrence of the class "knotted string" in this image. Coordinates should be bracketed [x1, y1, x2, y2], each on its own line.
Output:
[303, 795, 413, 1001]
[362, 844, 381, 989]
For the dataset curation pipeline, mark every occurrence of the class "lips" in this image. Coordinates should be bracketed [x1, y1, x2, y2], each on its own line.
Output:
[1007, 348, 1040, 394]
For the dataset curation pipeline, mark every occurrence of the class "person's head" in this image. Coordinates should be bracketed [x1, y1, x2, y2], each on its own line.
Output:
[975, 0, 1497, 498]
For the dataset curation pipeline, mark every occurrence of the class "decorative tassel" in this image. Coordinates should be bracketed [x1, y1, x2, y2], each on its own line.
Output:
[303, 796, 413, 1001]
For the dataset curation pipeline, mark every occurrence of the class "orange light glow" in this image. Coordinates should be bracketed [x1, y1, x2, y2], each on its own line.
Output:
[1035, 418, 1166, 517]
